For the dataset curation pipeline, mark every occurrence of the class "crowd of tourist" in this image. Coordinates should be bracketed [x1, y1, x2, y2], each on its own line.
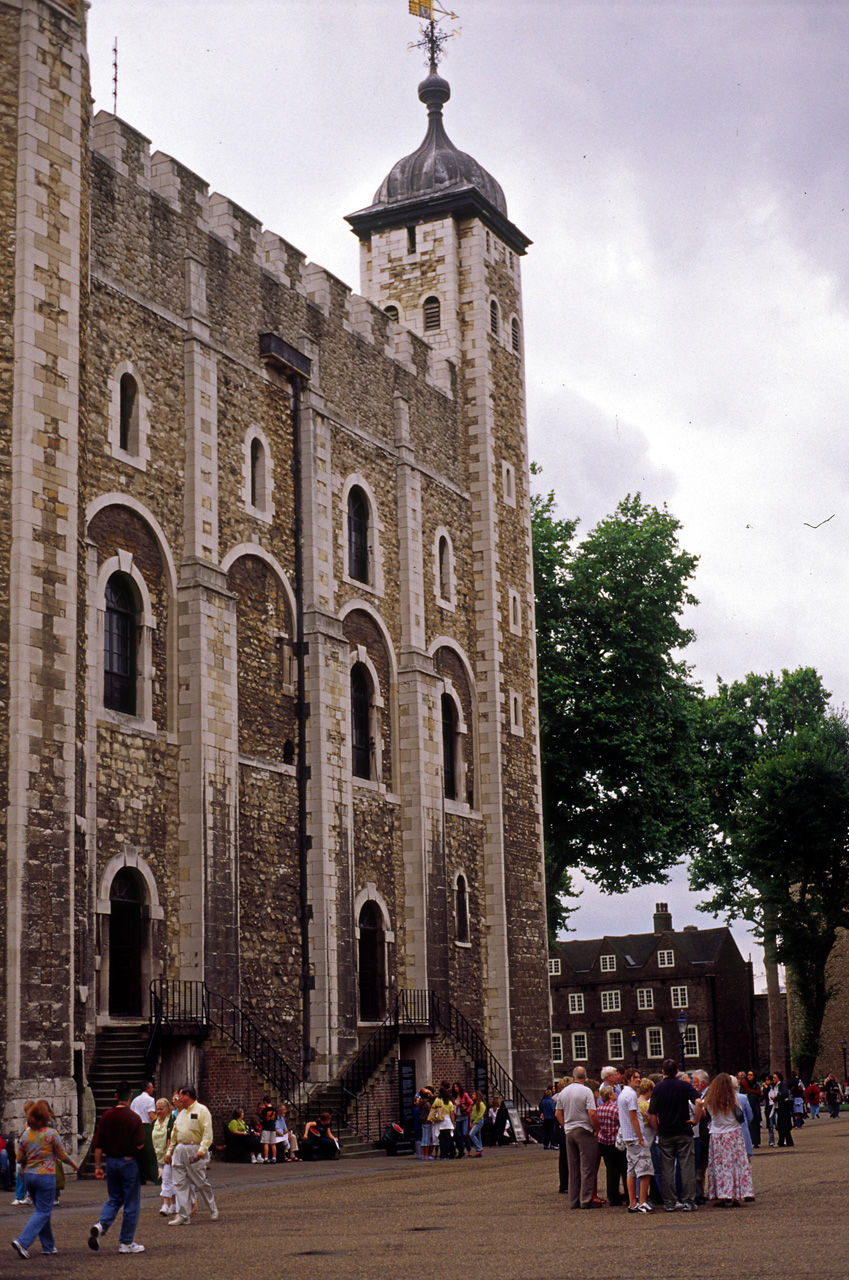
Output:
[544, 1059, 845, 1216]
[5, 1063, 846, 1257]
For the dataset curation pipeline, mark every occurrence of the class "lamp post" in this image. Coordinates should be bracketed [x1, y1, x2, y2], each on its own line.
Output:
[676, 1011, 689, 1071]
[630, 1031, 639, 1071]
[841, 1038, 847, 1085]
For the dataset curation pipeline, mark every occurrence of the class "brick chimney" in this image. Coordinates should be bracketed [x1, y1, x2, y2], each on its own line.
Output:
[653, 902, 673, 933]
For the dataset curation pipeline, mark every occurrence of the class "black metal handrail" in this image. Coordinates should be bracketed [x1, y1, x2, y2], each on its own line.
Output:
[339, 989, 531, 1124]
[144, 987, 166, 1081]
[149, 980, 306, 1113]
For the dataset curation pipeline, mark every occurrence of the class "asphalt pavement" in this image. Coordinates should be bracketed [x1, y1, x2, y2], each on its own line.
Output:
[2, 1116, 846, 1279]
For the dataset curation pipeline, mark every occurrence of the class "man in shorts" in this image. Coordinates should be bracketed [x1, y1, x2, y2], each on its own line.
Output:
[618, 1068, 653, 1214]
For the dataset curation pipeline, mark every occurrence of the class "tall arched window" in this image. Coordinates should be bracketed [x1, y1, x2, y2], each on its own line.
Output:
[490, 299, 500, 337]
[119, 373, 138, 453]
[438, 536, 451, 602]
[455, 873, 470, 944]
[347, 487, 369, 584]
[104, 573, 137, 715]
[351, 663, 371, 780]
[512, 317, 521, 354]
[442, 693, 458, 800]
[250, 436, 265, 509]
[423, 296, 441, 332]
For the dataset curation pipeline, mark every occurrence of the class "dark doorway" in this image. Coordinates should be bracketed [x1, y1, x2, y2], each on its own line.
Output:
[109, 868, 146, 1017]
[358, 901, 386, 1023]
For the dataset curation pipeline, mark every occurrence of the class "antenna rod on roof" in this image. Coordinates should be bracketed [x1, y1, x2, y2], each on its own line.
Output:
[112, 37, 118, 116]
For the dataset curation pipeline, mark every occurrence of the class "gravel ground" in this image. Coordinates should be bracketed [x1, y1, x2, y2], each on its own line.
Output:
[2, 1117, 846, 1279]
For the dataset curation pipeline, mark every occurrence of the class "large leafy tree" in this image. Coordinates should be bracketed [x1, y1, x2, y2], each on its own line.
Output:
[690, 669, 844, 1077]
[531, 479, 704, 937]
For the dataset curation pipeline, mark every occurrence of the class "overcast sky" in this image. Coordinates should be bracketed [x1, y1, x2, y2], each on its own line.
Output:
[84, 1, 849, 990]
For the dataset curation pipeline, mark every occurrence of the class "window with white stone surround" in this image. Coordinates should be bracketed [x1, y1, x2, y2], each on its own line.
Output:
[109, 361, 151, 471]
[243, 425, 273, 522]
[434, 528, 455, 610]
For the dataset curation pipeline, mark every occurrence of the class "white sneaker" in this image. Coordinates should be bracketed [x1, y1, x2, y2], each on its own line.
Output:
[159, 1205, 171, 1216]
[118, 1242, 145, 1254]
[209, 1207, 219, 1221]
[88, 1224, 103, 1252]
[250, 1155, 258, 1163]
[168, 1216, 189, 1226]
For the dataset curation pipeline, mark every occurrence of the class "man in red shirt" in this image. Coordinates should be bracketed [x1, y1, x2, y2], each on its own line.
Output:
[88, 1081, 146, 1255]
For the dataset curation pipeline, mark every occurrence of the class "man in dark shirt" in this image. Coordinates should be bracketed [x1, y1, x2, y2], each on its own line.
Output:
[647, 1058, 702, 1212]
[88, 1080, 146, 1254]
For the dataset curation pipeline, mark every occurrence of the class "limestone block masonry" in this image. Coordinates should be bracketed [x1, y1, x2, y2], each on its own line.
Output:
[0, 1, 552, 1140]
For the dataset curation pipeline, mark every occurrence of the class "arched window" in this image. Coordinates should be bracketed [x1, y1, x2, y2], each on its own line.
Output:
[442, 693, 458, 801]
[512, 317, 521, 354]
[351, 663, 372, 780]
[119, 373, 138, 453]
[455, 873, 470, 945]
[438, 536, 451, 602]
[490, 299, 499, 337]
[250, 436, 265, 510]
[384, 304, 399, 323]
[347, 486, 369, 584]
[104, 573, 137, 715]
[358, 900, 386, 1022]
[423, 296, 441, 332]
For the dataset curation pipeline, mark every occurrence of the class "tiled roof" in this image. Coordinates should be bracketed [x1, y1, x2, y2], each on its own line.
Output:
[550, 927, 731, 974]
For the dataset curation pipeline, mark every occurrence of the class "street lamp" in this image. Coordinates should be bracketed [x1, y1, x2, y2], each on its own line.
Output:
[630, 1031, 639, 1070]
[841, 1038, 847, 1085]
[676, 1011, 689, 1070]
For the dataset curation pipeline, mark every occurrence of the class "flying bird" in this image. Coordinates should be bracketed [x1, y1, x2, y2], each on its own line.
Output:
[803, 514, 835, 529]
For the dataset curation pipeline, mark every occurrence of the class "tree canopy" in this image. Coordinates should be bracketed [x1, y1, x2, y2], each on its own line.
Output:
[531, 480, 704, 937]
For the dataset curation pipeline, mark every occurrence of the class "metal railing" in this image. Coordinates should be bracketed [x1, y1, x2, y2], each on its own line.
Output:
[149, 980, 307, 1113]
[339, 989, 531, 1127]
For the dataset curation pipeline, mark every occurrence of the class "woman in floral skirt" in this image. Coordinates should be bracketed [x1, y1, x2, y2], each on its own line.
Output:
[703, 1074, 755, 1207]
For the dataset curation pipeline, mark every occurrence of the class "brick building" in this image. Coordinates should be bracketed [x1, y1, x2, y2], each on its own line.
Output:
[0, 0, 551, 1143]
[549, 905, 755, 1078]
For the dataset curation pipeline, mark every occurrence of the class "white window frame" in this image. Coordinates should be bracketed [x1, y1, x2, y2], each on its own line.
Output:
[600, 954, 616, 972]
[671, 986, 689, 1010]
[552, 1033, 564, 1064]
[601, 990, 621, 1013]
[548, 958, 561, 976]
[637, 988, 654, 1011]
[647, 1027, 664, 1059]
[568, 993, 584, 1015]
[683, 1025, 699, 1059]
[607, 1029, 624, 1061]
[572, 1032, 588, 1062]
[658, 949, 675, 967]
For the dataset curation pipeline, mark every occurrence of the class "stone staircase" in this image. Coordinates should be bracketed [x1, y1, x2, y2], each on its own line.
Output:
[88, 1025, 150, 1121]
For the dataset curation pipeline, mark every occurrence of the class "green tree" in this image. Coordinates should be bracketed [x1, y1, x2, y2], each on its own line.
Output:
[690, 668, 837, 1076]
[531, 479, 704, 937]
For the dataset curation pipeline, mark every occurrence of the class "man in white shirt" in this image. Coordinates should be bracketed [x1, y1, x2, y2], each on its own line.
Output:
[618, 1067, 653, 1213]
[555, 1067, 600, 1210]
[129, 1082, 155, 1125]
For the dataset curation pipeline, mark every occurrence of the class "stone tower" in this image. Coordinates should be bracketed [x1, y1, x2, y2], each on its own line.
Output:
[346, 69, 550, 1085]
[0, 0, 89, 1133]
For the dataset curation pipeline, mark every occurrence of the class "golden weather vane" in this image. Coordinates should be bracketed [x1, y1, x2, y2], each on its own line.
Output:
[407, 0, 461, 73]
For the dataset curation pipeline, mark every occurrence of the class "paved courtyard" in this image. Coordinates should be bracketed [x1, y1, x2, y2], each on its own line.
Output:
[2, 1118, 846, 1279]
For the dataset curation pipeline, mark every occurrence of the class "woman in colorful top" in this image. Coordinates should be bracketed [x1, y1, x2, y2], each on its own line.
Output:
[467, 1091, 487, 1158]
[703, 1073, 755, 1207]
[11, 1099, 79, 1260]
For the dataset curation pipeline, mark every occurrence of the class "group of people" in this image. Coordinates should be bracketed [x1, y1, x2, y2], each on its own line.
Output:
[734, 1070, 845, 1145]
[226, 1097, 340, 1164]
[550, 1059, 758, 1214]
[413, 1082, 488, 1159]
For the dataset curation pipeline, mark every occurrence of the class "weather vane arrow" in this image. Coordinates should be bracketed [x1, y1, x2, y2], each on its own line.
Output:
[407, 0, 461, 72]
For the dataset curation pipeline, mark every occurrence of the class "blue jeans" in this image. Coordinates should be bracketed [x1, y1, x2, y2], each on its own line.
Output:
[18, 1173, 56, 1252]
[454, 1115, 469, 1156]
[469, 1120, 483, 1152]
[99, 1156, 141, 1244]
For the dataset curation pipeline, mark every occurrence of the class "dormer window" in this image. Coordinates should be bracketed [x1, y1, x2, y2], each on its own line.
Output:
[658, 949, 675, 968]
[600, 953, 616, 972]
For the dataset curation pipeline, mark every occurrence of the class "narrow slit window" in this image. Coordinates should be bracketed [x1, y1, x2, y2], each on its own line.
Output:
[119, 373, 138, 453]
[438, 536, 451, 601]
[347, 486, 369, 583]
[490, 299, 499, 336]
[351, 664, 371, 780]
[455, 874, 470, 944]
[442, 693, 458, 801]
[407, 226, 417, 253]
[512, 317, 521, 354]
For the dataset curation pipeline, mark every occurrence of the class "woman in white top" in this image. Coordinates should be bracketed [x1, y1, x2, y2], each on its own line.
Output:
[703, 1073, 755, 1206]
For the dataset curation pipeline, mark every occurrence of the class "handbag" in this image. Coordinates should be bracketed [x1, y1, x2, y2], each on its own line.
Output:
[614, 1127, 626, 1152]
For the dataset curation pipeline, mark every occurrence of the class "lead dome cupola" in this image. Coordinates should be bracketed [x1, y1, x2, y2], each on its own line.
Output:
[372, 72, 507, 217]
